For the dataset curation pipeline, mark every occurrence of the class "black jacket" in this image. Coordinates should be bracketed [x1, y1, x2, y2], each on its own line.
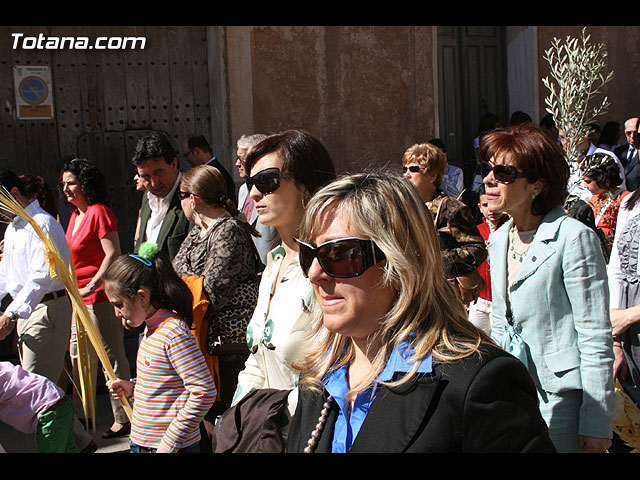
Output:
[288, 343, 556, 453]
[615, 144, 640, 192]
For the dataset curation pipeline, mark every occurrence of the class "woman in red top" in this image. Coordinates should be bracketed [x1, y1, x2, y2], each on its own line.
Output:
[61, 158, 131, 439]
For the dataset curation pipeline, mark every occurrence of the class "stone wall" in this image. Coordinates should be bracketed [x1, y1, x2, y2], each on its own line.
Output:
[224, 26, 437, 176]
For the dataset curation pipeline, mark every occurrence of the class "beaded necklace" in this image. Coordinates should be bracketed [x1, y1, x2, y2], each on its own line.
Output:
[509, 226, 535, 262]
[303, 395, 334, 453]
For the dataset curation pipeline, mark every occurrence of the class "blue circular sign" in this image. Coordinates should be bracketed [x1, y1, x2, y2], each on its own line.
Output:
[19, 76, 48, 106]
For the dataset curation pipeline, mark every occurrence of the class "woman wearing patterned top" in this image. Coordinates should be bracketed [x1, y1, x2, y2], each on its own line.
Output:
[104, 243, 216, 453]
[231, 129, 336, 414]
[172, 164, 262, 426]
[580, 152, 630, 258]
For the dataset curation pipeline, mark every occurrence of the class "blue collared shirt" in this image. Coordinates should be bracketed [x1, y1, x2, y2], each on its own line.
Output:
[323, 339, 432, 453]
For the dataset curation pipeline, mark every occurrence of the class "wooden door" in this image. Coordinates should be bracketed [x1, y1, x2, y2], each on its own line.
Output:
[437, 26, 507, 184]
[0, 26, 213, 252]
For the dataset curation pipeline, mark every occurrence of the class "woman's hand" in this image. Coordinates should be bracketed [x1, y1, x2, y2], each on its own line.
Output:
[78, 285, 93, 297]
[579, 435, 611, 453]
[611, 306, 640, 337]
[614, 343, 627, 380]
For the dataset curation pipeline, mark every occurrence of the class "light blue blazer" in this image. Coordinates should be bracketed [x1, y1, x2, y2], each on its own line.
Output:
[489, 206, 614, 439]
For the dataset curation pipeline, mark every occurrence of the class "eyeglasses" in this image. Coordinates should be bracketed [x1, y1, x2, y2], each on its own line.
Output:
[402, 165, 423, 173]
[295, 237, 386, 278]
[179, 191, 195, 200]
[481, 162, 527, 184]
[246, 167, 295, 195]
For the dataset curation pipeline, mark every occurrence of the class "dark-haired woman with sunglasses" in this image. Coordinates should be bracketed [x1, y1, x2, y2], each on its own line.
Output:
[230, 129, 336, 415]
[480, 123, 614, 453]
[402, 142, 487, 304]
[285, 171, 555, 453]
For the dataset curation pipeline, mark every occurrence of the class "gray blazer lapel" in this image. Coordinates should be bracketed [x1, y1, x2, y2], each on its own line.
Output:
[350, 373, 442, 453]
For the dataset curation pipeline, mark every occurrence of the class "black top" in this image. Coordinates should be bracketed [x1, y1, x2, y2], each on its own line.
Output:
[287, 343, 556, 453]
[207, 156, 238, 206]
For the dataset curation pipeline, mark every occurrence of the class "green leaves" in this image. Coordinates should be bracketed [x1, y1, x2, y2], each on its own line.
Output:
[542, 28, 614, 164]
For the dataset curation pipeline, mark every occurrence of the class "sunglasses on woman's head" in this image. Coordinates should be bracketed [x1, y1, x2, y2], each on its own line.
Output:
[246, 167, 295, 195]
[402, 165, 422, 173]
[296, 237, 387, 279]
[480, 162, 527, 184]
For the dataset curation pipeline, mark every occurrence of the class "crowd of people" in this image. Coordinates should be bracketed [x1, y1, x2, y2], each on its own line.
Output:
[1, 114, 640, 454]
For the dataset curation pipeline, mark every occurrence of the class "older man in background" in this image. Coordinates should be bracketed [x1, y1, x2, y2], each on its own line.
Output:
[235, 133, 279, 266]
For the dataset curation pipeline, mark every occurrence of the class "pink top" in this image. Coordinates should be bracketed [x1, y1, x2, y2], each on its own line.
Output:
[0, 362, 65, 434]
[65, 203, 118, 304]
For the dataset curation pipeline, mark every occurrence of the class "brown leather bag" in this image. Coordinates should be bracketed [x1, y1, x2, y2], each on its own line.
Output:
[451, 269, 485, 305]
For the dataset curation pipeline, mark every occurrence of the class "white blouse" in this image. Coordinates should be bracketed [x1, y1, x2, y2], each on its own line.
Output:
[232, 245, 314, 407]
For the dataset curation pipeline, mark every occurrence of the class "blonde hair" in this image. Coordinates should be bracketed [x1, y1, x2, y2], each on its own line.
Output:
[402, 142, 447, 189]
[296, 170, 489, 400]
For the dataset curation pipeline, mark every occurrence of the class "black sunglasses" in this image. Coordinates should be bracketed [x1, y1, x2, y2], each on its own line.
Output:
[296, 237, 386, 279]
[402, 165, 422, 173]
[246, 167, 295, 195]
[179, 190, 194, 200]
[481, 162, 527, 184]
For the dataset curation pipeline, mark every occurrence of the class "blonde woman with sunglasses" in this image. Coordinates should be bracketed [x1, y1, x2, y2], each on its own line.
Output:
[286, 170, 554, 453]
[481, 124, 614, 453]
[230, 130, 336, 413]
[402, 142, 487, 304]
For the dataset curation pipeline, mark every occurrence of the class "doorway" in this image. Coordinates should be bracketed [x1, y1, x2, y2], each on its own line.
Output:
[436, 26, 508, 187]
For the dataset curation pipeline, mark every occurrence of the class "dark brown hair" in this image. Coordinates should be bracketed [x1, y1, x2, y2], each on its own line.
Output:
[478, 124, 569, 217]
[103, 249, 194, 327]
[244, 129, 336, 197]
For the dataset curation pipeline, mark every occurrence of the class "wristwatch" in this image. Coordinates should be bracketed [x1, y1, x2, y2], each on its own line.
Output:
[7, 311, 19, 323]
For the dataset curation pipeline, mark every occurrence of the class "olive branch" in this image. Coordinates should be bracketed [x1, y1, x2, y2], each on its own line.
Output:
[542, 27, 614, 165]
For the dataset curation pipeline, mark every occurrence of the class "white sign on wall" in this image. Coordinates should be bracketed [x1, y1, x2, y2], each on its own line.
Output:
[13, 65, 54, 119]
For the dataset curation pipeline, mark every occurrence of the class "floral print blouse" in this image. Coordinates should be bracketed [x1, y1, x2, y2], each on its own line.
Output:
[588, 189, 630, 254]
[232, 246, 314, 407]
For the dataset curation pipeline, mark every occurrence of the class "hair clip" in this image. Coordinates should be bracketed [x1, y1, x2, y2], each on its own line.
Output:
[129, 254, 152, 266]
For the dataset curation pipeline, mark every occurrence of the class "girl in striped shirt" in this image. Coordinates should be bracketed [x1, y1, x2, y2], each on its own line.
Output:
[104, 242, 216, 453]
